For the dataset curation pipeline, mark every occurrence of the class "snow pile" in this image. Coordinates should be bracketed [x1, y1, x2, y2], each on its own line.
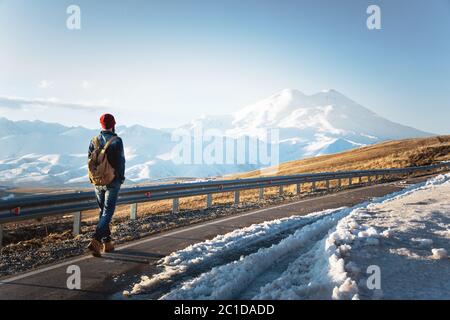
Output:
[327, 173, 450, 299]
[363, 172, 450, 208]
[411, 238, 434, 248]
[161, 208, 340, 268]
[254, 206, 396, 299]
[323, 209, 382, 300]
[160, 207, 355, 300]
[124, 267, 184, 296]
[252, 222, 360, 300]
[425, 173, 450, 186]
[431, 248, 448, 260]
[381, 229, 394, 238]
[254, 173, 450, 300]
[253, 239, 335, 300]
[332, 278, 359, 300]
[127, 208, 343, 295]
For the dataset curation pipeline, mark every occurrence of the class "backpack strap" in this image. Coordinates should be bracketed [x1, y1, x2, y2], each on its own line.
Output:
[100, 136, 118, 154]
[90, 136, 102, 151]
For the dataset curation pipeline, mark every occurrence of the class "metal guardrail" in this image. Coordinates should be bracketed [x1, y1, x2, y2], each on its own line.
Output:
[0, 163, 449, 247]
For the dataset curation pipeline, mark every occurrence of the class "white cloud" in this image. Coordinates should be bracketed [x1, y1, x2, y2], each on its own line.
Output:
[0, 96, 111, 128]
[0, 96, 107, 111]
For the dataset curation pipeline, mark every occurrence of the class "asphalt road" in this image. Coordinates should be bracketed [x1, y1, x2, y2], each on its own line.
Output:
[0, 176, 433, 300]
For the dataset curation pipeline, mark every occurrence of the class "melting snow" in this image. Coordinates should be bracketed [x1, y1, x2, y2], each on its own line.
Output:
[431, 248, 448, 260]
[126, 173, 450, 300]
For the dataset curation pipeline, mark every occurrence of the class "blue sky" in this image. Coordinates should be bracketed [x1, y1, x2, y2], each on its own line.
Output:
[0, 0, 449, 133]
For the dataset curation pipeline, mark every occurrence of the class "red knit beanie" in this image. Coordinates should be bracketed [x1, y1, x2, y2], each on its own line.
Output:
[100, 113, 116, 129]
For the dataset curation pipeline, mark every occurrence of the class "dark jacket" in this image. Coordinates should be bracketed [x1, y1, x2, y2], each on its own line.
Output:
[88, 130, 126, 184]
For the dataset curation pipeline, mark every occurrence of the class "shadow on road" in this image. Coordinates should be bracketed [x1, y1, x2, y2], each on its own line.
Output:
[100, 250, 165, 264]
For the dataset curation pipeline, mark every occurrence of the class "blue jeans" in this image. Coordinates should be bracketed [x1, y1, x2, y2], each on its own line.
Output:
[93, 180, 121, 242]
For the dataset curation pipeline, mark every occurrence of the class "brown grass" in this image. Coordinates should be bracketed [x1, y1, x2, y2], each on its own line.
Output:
[234, 135, 450, 178]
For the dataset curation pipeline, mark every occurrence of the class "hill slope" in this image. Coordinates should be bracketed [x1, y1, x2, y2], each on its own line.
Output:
[235, 135, 450, 179]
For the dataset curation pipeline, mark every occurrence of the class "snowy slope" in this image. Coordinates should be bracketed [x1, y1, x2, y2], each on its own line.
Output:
[125, 173, 450, 300]
[0, 89, 431, 187]
[0, 119, 259, 187]
[0, 118, 259, 186]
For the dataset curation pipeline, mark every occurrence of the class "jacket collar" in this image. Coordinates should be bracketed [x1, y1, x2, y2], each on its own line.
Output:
[100, 130, 117, 136]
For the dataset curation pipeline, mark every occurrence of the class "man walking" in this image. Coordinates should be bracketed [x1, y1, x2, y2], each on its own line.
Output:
[87, 113, 125, 256]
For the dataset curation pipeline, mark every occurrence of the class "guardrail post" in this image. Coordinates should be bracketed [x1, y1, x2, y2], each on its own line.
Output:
[296, 183, 301, 195]
[358, 176, 362, 184]
[259, 188, 264, 200]
[279, 185, 283, 196]
[349, 177, 352, 186]
[73, 211, 82, 236]
[206, 194, 213, 208]
[338, 179, 342, 188]
[173, 198, 180, 214]
[234, 191, 240, 206]
[0, 224, 3, 249]
[130, 203, 138, 220]
[326, 180, 330, 189]
[311, 181, 316, 192]
[368, 176, 372, 183]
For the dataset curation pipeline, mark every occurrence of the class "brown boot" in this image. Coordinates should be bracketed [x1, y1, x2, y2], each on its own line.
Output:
[103, 241, 115, 253]
[87, 239, 102, 257]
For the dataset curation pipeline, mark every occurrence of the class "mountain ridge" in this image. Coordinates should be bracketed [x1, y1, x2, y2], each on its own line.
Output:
[0, 89, 433, 187]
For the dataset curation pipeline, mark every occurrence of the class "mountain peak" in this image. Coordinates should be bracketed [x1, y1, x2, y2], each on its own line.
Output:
[231, 88, 430, 139]
[321, 89, 339, 94]
[276, 88, 305, 99]
[317, 89, 346, 97]
[280, 88, 304, 94]
[278, 88, 348, 101]
[322, 88, 337, 92]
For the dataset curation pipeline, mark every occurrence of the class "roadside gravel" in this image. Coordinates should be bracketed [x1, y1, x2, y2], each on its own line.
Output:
[0, 191, 329, 277]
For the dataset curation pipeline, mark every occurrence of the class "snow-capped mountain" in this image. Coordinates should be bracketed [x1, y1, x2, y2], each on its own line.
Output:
[230, 89, 416, 139]
[183, 89, 430, 161]
[0, 89, 431, 187]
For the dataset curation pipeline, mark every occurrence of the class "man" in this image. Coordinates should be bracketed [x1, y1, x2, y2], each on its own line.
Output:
[87, 113, 125, 256]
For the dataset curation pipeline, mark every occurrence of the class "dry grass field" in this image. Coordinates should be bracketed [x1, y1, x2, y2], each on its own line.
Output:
[235, 135, 450, 178]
